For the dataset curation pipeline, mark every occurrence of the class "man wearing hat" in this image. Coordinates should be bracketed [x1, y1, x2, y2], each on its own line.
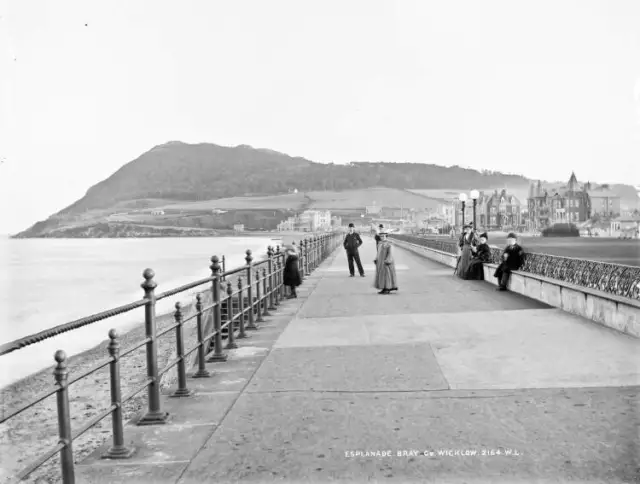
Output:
[493, 232, 525, 291]
[343, 223, 365, 277]
[465, 232, 491, 280]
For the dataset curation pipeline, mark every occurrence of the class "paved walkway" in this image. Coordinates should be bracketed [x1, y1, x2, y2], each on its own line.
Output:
[80, 237, 640, 483]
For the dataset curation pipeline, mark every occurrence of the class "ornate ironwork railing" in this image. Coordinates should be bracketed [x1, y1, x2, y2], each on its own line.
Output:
[389, 234, 640, 301]
[0, 232, 343, 484]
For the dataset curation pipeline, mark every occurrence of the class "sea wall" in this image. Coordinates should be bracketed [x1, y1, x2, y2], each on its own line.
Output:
[390, 237, 640, 339]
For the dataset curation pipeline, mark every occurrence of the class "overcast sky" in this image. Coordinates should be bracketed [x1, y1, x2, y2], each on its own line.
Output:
[1, 0, 639, 233]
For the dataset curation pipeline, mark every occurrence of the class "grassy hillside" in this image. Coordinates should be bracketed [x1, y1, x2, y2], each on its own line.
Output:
[306, 188, 441, 210]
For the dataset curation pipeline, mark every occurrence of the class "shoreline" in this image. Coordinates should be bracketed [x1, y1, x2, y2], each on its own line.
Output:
[0, 231, 316, 483]
[0, 291, 210, 484]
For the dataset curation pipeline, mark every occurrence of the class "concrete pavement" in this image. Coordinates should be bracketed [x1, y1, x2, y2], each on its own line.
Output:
[80, 236, 640, 483]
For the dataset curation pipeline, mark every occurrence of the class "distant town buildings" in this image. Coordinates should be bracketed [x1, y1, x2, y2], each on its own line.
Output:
[233, 224, 245, 232]
[276, 210, 332, 232]
[151, 209, 165, 216]
[452, 189, 523, 230]
[526, 172, 621, 230]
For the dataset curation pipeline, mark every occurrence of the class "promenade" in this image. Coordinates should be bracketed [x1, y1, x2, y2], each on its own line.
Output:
[78, 236, 640, 483]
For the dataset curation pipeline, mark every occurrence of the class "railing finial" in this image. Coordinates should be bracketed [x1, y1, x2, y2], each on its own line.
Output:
[141, 269, 157, 292]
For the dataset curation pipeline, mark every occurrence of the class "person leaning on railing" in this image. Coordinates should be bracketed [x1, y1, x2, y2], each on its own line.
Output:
[493, 232, 525, 291]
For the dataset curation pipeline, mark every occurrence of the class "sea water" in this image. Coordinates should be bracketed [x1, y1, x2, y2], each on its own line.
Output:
[0, 236, 276, 388]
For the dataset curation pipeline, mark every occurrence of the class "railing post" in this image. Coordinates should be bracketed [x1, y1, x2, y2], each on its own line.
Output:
[298, 240, 305, 281]
[273, 248, 281, 307]
[236, 277, 248, 339]
[255, 268, 265, 322]
[138, 269, 168, 425]
[192, 293, 210, 378]
[276, 246, 284, 299]
[225, 281, 238, 349]
[103, 330, 135, 459]
[54, 350, 75, 484]
[267, 246, 276, 310]
[312, 236, 316, 269]
[261, 267, 271, 317]
[221, 255, 226, 281]
[208, 256, 227, 362]
[274, 257, 282, 305]
[245, 250, 258, 330]
[171, 302, 192, 397]
[303, 239, 310, 275]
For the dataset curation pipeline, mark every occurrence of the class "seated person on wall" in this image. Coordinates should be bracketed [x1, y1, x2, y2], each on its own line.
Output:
[493, 232, 525, 291]
[465, 232, 491, 280]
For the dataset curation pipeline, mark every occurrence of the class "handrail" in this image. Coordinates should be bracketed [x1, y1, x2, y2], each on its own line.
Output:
[388, 234, 640, 301]
[0, 298, 148, 356]
[3, 231, 344, 483]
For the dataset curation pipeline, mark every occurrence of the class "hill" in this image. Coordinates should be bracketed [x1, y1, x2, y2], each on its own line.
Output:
[13, 141, 638, 237]
[55, 141, 531, 215]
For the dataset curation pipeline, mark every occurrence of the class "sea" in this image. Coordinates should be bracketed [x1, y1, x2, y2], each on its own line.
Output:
[0, 235, 282, 388]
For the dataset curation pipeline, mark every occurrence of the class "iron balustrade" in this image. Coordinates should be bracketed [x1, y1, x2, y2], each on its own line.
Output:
[388, 234, 640, 301]
[1, 232, 343, 484]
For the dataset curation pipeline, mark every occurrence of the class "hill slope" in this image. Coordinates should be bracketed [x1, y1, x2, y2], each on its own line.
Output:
[57, 141, 532, 215]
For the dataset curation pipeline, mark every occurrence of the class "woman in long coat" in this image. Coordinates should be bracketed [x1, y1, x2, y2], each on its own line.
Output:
[455, 225, 474, 278]
[282, 244, 302, 298]
[373, 231, 398, 294]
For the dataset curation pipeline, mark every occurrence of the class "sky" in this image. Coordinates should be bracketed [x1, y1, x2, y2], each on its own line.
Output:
[1, 0, 639, 233]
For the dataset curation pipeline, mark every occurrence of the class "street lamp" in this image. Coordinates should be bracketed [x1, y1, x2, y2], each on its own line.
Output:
[470, 189, 479, 228]
[458, 193, 468, 226]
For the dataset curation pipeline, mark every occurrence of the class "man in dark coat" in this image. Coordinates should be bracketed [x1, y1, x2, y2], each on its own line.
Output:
[465, 232, 491, 280]
[344, 223, 365, 277]
[493, 232, 525, 291]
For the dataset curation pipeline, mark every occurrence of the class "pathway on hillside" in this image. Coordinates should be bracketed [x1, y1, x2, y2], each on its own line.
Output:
[80, 237, 640, 483]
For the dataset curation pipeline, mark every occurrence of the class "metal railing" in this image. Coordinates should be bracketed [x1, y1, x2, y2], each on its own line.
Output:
[388, 234, 640, 301]
[0, 231, 343, 483]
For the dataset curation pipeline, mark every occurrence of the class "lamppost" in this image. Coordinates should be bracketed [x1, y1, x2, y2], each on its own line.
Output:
[470, 189, 479, 228]
[458, 193, 468, 227]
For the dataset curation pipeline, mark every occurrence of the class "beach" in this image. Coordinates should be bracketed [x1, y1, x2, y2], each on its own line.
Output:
[0, 231, 313, 483]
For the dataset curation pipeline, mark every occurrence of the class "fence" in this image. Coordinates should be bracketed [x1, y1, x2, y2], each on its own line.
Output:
[0, 231, 342, 483]
[388, 234, 640, 301]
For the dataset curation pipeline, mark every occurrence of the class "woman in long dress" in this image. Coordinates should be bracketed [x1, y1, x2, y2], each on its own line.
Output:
[455, 225, 474, 278]
[373, 231, 398, 294]
[282, 245, 302, 298]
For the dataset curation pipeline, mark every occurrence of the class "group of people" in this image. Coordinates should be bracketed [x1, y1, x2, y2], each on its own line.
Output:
[344, 223, 398, 294]
[455, 223, 525, 291]
[280, 222, 525, 299]
[279, 222, 399, 298]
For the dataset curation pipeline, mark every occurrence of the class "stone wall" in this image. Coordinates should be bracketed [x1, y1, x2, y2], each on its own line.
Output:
[390, 238, 640, 339]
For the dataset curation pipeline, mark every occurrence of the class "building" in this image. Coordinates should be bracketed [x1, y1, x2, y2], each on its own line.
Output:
[233, 224, 245, 232]
[452, 190, 521, 230]
[365, 203, 382, 215]
[527, 173, 600, 230]
[276, 210, 332, 232]
[586, 184, 621, 217]
[610, 216, 640, 238]
[151, 210, 165, 216]
[482, 189, 522, 230]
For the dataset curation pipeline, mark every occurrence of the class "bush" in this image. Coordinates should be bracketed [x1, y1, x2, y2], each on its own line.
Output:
[541, 223, 580, 237]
